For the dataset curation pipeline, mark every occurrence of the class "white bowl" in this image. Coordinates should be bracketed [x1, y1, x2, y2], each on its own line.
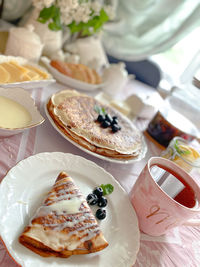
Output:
[0, 87, 45, 137]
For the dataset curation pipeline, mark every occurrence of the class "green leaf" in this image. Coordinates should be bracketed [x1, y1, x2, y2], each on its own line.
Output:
[94, 105, 101, 114]
[38, 5, 62, 31]
[48, 21, 62, 31]
[99, 8, 109, 22]
[94, 105, 106, 115]
[101, 107, 106, 115]
[100, 184, 114, 196]
[38, 5, 56, 22]
[50, 8, 62, 31]
[68, 21, 84, 34]
[68, 8, 110, 36]
[174, 139, 191, 155]
[37, 4, 110, 35]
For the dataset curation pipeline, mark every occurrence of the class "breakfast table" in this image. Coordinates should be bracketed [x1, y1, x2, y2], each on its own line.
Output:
[0, 79, 200, 267]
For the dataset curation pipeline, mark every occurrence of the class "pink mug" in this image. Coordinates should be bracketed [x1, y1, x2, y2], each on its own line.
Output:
[130, 157, 200, 236]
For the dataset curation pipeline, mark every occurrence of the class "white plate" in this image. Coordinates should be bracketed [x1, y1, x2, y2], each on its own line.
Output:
[41, 56, 104, 91]
[44, 99, 147, 164]
[0, 152, 140, 267]
[0, 79, 56, 90]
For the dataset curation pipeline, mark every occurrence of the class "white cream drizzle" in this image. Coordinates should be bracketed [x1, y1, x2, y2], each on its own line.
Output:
[46, 194, 82, 206]
[28, 222, 99, 251]
[53, 179, 74, 188]
[47, 198, 84, 215]
[43, 213, 92, 229]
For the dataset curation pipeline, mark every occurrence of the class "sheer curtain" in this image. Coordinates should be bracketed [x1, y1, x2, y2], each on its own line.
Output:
[103, 0, 200, 60]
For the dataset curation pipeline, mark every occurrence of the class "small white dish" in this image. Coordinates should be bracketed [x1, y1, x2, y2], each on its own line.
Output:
[0, 152, 140, 267]
[0, 87, 45, 137]
[0, 55, 55, 89]
[41, 56, 104, 91]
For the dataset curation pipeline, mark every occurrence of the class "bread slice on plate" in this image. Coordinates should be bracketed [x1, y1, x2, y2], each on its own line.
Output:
[19, 171, 108, 257]
[50, 60, 102, 84]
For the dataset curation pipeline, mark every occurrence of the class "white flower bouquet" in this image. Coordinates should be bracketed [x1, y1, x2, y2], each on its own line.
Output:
[32, 0, 114, 36]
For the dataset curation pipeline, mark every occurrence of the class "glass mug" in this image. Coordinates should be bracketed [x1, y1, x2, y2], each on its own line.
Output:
[161, 137, 200, 174]
[130, 157, 200, 236]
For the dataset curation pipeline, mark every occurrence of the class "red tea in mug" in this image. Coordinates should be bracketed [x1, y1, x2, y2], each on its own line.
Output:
[150, 164, 197, 208]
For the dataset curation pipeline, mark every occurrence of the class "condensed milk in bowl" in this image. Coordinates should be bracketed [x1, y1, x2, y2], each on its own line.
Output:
[0, 87, 44, 137]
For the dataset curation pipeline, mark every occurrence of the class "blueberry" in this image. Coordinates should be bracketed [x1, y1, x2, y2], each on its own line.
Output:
[112, 124, 121, 133]
[97, 114, 105, 122]
[86, 193, 98, 205]
[112, 116, 118, 120]
[93, 187, 103, 198]
[105, 114, 112, 123]
[96, 208, 106, 220]
[97, 196, 107, 208]
[101, 120, 111, 128]
[111, 118, 119, 126]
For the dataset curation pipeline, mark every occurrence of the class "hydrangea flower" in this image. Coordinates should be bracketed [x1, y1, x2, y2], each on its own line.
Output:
[32, 0, 115, 36]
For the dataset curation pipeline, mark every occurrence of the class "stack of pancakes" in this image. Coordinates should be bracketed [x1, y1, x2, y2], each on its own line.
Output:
[47, 90, 143, 160]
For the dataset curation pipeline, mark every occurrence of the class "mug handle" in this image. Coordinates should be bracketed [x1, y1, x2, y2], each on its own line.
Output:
[183, 219, 200, 226]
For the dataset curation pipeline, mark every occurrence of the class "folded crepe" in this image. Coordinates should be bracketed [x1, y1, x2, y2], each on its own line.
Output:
[19, 172, 108, 257]
[47, 89, 143, 159]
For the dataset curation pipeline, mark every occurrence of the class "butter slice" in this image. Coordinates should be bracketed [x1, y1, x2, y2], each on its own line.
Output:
[9, 61, 30, 81]
[110, 100, 131, 117]
[9, 61, 28, 75]
[24, 64, 49, 80]
[0, 65, 10, 83]
[22, 69, 40, 81]
[95, 92, 131, 117]
[1, 62, 27, 83]
[0, 60, 49, 83]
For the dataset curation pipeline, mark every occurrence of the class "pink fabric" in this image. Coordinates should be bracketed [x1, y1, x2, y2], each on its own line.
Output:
[0, 134, 22, 181]
[0, 81, 200, 267]
[24, 89, 43, 158]
[0, 89, 43, 267]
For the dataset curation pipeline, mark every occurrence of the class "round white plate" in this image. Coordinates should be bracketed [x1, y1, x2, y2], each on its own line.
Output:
[0, 152, 140, 267]
[41, 56, 104, 91]
[44, 100, 147, 164]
